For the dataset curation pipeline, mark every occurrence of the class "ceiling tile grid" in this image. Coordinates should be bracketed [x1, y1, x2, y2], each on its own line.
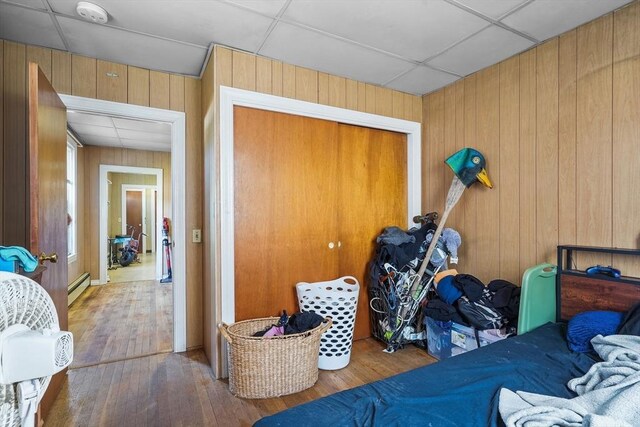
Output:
[0, 0, 635, 96]
[68, 112, 172, 152]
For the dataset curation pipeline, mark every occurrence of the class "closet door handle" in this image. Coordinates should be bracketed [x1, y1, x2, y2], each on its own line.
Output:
[328, 242, 335, 249]
[337, 241, 342, 248]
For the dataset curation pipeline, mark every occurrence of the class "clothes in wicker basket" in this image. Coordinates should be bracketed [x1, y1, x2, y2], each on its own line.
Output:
[253, 311, 324, 337]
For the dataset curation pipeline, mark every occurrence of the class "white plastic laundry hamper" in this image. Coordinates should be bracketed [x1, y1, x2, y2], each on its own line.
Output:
[296, 276, 360, 370]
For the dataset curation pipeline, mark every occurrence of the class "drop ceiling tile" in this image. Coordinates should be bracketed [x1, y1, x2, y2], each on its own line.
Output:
[57, 16, 207, 75]
[112, 118, 171, 135]
[70, 123, 118, 138]
[0, 3, 65, 49]
[386, 66, 459, 96]
[428, 25, 534, 76]
[451, 0, 529, 19]
[116, 129, 171, 144]
[502, 0, 633, 41]
[2, 0, 47, 10]
[225, 0, 288, 17]
[260, 22, 415, 85]
[67, 111, 113, 127]
[283, 0, 488, 62]
[50, 0, 274, 50]
[78, 135, 121, 147]
[120, 139, 171, 152]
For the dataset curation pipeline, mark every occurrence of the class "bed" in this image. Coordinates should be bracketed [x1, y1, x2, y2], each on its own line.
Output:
[255, 252, 640, 427]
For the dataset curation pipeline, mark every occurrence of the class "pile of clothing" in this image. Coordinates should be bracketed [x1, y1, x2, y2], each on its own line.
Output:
[253, 311, 324, 338]
[424, 270, 520, 332]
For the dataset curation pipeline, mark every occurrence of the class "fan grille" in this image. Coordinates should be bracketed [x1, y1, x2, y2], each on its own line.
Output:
[55, 334, 73, 368]
[0, 274, 58, 427]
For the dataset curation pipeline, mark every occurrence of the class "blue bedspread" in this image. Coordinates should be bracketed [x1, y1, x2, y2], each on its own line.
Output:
[255, 323, 597, 427]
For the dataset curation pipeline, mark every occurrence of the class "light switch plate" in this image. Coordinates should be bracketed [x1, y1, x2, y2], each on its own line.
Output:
[192, 229, 202, 243]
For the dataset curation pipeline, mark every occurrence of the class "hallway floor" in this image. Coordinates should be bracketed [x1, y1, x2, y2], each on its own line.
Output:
[68, 278, 173, 368]
[109, 252, 158, 283]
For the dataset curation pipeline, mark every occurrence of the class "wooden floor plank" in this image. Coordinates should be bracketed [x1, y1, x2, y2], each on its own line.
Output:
[68, 278, 172, 367]
[49, 342, 434, 425]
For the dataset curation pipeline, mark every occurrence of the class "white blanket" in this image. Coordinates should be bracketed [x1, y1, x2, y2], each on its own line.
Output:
[499, 334, 640, 427]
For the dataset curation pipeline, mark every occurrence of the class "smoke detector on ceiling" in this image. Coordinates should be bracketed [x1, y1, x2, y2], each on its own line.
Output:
[76, 2, 109, 24]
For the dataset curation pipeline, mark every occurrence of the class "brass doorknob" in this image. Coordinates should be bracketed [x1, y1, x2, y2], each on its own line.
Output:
[39, 252, 58, 264]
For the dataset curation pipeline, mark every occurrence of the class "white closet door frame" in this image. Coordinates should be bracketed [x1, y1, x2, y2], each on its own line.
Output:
[214, 86, 422, 376]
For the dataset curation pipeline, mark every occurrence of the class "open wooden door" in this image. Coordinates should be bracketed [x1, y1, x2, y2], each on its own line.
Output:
[28, 62, 68, 423]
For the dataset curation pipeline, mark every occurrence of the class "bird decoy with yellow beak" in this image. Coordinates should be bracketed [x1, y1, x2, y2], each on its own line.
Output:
[445, 147, 493, 189]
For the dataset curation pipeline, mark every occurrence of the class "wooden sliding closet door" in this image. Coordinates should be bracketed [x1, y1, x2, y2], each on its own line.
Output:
[338, 125, 407, 340]
[234, 107, 340, 321]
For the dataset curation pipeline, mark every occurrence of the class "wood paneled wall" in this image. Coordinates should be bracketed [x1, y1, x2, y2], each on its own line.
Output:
[1, 39, 203, 349]
[423, 2, 640, 285]
[202, 46, 423, 374]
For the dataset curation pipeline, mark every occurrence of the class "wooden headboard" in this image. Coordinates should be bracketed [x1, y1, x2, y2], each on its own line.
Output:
[557, 245, 640, 322]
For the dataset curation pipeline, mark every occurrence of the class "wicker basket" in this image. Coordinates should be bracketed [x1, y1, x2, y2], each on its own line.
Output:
[218, 317, 332, 399]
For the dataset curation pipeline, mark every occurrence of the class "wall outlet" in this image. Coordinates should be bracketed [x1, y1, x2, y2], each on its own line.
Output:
[192, 229, 202, 243]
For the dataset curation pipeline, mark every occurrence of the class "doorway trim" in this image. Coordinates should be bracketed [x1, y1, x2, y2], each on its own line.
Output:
[59, 94, 187, 353]
[216, 85, 422, 330]
[121, 184, 159, 255]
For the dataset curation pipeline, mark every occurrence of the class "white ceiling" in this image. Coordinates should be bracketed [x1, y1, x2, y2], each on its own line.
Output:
[0, 0, 634, 95]
[68, 111, 171, 152]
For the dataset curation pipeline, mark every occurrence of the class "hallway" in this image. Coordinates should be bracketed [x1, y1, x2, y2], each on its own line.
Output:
[68, 278, 173, 368]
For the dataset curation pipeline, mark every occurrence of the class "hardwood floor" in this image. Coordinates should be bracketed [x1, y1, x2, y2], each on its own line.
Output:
[109, 253, 157, 283]
[69, 278, 173, 368]
[48, 339, 435, 426]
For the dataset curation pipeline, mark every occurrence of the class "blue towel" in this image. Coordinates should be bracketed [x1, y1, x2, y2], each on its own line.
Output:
[0, 246, 38, 273]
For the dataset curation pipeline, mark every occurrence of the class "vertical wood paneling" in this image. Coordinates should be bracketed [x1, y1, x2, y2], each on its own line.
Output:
[403, 93, 414, 122]
[127, 66, 150, 106]
[576, 15, 613, 268]
[328, 75, 346, 108]
[256, 57, 272, 94]
[26, 45, 51, 81]
[412, 97, 422, 122]
[345, 79, 358, 111]
[461, 75, 477, 274]
[271, 60, 283, 96]
[3, 42, 27, 245]
[499, 56, 520, 283]
[535, 40, 559, 264]
[453, 81, 466, 257]
[419, 4, 640, 285]
[318, 72, 329, 105]
[295, 66, 317, 103]
[150, 71, 170, 109]
[356, 82, 366, 112]
[475, 65, 500, 283]
[375, 86, 393, 117]
[232, 51, 256, 91]
[51, 50, 71, 94]
[392, 91, 404, 119]
[426, 91, 444, 213]
[364, 84, 376, 114]
[282, 63, 296, 99]
[613, 2, 640, 276]
[170, 75, 185, 112]
[519, 48, 537, 275]
[72, 55, 96, 98]
[558, 31, 578, 247]
[421, 95, 429, 213]
[443, 86, 456, 204]
[97, 60, 128, 103]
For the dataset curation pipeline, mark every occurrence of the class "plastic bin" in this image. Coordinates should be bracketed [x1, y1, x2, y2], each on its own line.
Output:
[296, 276, 359, 370]
[477, 329, 509, 347]
[450, 322, 479, 356]
[426, 317, 452, 360]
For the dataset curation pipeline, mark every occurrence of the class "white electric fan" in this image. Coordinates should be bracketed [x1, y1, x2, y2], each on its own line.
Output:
[0, 272, 73, 427]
